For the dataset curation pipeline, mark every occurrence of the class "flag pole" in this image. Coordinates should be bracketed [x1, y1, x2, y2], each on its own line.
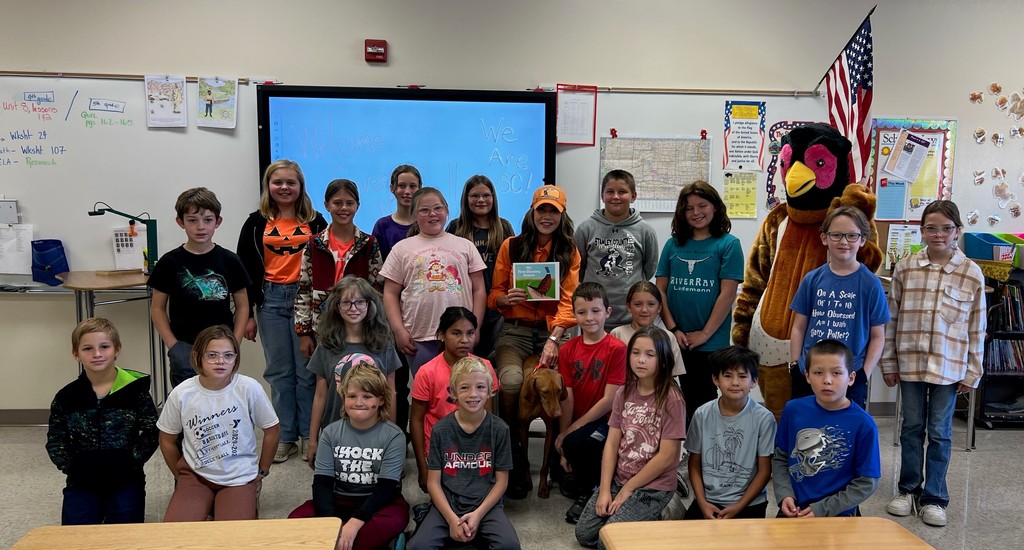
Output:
[812, 5, 877, 95]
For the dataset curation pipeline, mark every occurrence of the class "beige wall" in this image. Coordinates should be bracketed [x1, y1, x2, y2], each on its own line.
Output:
[2, 0, 1019, 412]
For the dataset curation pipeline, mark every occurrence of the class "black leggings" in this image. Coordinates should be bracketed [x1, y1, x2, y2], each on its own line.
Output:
[678, 349, 718, 430]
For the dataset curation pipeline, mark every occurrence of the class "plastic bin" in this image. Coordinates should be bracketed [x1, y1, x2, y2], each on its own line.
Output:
[996, 233, 1024, 268]
[964, 233, 1015, 264]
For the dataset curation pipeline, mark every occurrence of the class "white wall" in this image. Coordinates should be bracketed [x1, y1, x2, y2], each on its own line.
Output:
[2, 0, 1019, 412]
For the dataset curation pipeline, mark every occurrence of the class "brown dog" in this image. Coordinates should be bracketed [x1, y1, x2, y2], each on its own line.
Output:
[519, 355, 566, 498]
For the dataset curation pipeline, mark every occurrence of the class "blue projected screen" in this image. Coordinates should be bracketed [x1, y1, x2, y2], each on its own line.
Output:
[257, 86, 556, 235]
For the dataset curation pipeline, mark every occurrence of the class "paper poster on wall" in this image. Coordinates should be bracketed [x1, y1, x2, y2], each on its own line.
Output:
[556, 84, 597, 145]
[0, 224, 32, 275]
[144, 75, 187, 128]
[867, 118, 957, 221]
[112, 224, 147, 271]
[885, 223, 921, 269]
[723, 100, 766, 170]
[723, 171, 758, 218]
[197, 77, 238, 129]
[600, 136, 712, 213]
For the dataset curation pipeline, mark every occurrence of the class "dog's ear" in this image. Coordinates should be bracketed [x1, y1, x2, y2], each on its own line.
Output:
[559, 377, 568, 401]
[522, 373, 538, 402]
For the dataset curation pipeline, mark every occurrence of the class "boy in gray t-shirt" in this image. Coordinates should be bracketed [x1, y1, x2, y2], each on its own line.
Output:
[684, 346, 777, 519]
[408, 357, 520, 550]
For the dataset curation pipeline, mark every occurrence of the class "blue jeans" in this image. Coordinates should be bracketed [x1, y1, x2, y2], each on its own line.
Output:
[257, 281, 315, 442]
[898, 380, 957, 507]
[167, 341, 194, 387]
[62, 482, 146, 525]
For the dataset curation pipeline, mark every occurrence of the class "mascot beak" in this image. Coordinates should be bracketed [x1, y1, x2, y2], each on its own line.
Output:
[785, 161, 817, 198]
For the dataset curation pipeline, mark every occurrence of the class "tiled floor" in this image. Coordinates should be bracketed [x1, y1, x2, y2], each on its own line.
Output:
[2, 416, 1021, 549]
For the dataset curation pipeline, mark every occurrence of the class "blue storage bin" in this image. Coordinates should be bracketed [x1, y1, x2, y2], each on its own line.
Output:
[964, 233, 1015, 264]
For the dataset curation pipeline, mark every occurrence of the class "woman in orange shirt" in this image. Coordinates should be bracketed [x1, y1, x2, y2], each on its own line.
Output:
[488, 184, 579, 499]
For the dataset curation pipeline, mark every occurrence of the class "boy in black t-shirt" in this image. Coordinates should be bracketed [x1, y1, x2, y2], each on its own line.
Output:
[149, 187, 250, 386]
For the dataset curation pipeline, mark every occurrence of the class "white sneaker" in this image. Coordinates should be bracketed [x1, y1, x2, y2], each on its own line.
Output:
[274, 442, 298, 463]
[886, 493, 917, 517]
[920, 504, 947, 527]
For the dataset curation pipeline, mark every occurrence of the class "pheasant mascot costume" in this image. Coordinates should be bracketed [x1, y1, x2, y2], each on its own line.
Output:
[732, 123, 883, 418]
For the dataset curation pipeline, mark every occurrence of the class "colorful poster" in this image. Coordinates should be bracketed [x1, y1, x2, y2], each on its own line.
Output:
[723, 100, 766, 170]
[723, 171, 758, 218]
[144, 75, 187, 128]
[197, 77, 238, 129]
[867, 118, 956, 221]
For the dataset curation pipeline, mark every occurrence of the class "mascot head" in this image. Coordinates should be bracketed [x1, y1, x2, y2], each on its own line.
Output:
[778, 123, 852, 211]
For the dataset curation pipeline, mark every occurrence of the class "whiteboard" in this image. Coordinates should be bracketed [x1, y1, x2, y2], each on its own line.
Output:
[0, 76, 831, 284]
[0, 76, 261, 280]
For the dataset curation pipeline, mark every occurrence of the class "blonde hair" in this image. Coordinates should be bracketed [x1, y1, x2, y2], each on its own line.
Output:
[448, 356, 493, 400]
[259, 159, 318, 223]
[71, 317, 121, 352]
[338, 363, 392, 422]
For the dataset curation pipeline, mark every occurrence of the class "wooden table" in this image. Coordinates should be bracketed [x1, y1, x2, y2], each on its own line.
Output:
[12, 517, 342, 549]
[600, 517, 933, 549]
[56, 270, 168, 402]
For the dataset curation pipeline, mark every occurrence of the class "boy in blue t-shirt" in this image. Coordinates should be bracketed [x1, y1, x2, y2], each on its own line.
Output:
[772, 339, 880, 517]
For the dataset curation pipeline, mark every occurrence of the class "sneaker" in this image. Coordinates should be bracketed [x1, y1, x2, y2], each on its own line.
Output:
[920, 504, 947, 527]
[559, 472, 579, 500]
[300, 437, 310, 459]
[274, 442, 298, 463]
[565, 492, 590, 524]
[885, 493, 917, 517]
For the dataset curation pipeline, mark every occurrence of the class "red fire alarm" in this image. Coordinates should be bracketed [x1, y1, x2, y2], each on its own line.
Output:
[365, 39, 388, 63]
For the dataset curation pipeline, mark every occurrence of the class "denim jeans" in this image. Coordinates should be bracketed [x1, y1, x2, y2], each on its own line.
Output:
[897, 380, 957, 507]
[257, 281, 315, 443]
[62, 482, 146, 525]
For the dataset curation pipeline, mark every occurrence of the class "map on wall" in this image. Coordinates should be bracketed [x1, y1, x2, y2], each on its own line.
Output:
[599, 137, 712, 212]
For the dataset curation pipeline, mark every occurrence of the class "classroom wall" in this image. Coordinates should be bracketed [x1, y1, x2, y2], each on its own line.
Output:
[2, 0, 1019, 413]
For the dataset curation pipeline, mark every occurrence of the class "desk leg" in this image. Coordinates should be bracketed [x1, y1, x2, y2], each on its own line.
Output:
[85, 290, 96, 319]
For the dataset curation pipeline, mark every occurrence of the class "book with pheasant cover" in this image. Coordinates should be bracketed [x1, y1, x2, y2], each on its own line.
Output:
[512, 262, 560, 301]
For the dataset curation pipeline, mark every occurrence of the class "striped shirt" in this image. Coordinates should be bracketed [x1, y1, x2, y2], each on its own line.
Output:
[880, 249, 986, 387]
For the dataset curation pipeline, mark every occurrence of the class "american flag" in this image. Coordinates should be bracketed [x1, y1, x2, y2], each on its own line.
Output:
[825, 16, 873, 183]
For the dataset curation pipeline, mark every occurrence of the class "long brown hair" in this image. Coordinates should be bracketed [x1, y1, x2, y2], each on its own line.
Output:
[670, 181, 731, 245]
[449, 175, 514, 253]
[624, 326, 682, 414]
[511, 206, 576, 281]
[259, 159, 318, 223]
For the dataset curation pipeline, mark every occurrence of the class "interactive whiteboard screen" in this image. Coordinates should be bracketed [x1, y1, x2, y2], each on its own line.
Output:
[257, 86, 556, 234]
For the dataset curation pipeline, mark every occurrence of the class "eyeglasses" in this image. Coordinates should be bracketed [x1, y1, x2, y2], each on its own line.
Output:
[416, 205, 447, 216]
[203, 352, 237, 363]
[923, 225, 956, 235]
[340, 299, 369, 310]
[825, 232, 864, 243]
[468, 193, 493, 201]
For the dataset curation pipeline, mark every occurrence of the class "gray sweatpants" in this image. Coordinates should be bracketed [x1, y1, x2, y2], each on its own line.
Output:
[574, 481, 674, 550]
[408, 502, 521, 550]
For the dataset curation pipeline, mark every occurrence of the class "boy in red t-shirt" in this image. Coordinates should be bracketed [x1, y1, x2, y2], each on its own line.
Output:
[556, 282, 627, 524]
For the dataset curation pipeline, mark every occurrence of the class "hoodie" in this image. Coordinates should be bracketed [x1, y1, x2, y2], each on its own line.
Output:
[574, 208, 659, 330]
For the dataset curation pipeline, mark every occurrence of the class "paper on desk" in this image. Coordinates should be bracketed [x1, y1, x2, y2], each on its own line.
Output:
[0, 224, 32, 274]
[113, 225, 147, 270]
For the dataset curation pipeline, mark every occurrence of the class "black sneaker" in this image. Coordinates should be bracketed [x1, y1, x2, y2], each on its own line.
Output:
[559, 472, 578, 500]
[565, 492, 590, 524]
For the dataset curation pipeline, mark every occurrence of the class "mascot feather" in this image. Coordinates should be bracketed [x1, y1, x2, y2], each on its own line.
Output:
[732, 123, 882, 418]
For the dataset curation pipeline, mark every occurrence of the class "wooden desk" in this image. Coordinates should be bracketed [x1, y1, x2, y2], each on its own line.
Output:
[12, 517, 342, 549]
[600, 517, 933, 549]
[56, 270, 168, 403]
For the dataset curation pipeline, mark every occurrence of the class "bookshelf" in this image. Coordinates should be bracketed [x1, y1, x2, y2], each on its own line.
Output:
[979, 279, 1024, 429]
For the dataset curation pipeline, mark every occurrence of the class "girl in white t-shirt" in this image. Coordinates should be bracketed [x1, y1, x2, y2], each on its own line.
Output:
[157, 325, 280, 521]
[380, 187, 487, 376]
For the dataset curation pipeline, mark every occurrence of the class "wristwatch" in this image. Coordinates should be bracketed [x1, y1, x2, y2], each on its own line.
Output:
[258, 469, 270, 479]
[548, 334, 559, 343]
[667, 326, 682, 333]
[788, 360, 800, 374]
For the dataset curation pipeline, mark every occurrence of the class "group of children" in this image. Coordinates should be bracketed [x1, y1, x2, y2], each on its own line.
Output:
[45, 159, 985, 548]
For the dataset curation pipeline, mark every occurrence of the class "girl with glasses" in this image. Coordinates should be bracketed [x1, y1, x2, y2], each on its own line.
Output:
[306, 276, 400, 469]
[295, 178, 385, 358]
[381, 188, 487, 377]
[158, 325, 280, 521]
[447, 175, 516, 360]
[788, 206, 890, 409]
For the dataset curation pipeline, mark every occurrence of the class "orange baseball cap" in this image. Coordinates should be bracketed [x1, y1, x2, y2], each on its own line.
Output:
[532, 185, 567, 212]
